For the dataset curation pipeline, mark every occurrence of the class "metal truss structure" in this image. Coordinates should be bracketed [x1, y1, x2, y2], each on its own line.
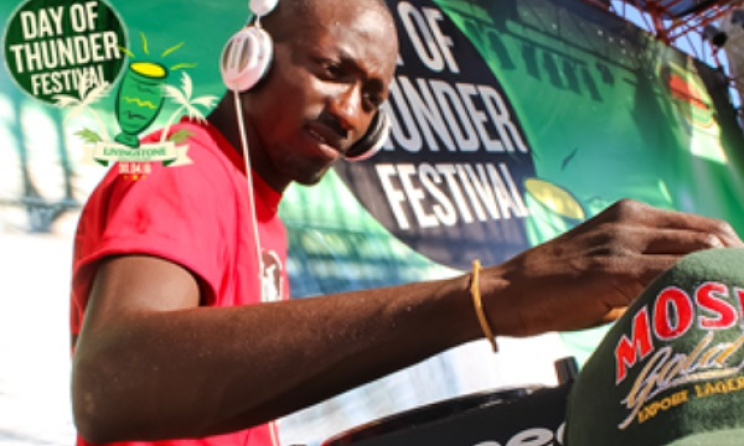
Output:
[581, 0, 739, 59]
[580, 0, 744, 117]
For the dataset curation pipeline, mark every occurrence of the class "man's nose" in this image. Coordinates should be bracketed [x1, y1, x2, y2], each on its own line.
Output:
[327, 84, 365, 136]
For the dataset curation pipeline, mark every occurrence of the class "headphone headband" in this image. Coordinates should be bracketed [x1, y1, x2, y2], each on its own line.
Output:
[250, 0, 279, 17]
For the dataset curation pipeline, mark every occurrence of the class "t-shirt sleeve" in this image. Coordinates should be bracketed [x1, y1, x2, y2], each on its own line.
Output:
[73, 149, 235, 312]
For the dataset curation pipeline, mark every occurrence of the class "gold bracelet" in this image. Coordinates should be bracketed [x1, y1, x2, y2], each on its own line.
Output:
[470, 259, 498, 352]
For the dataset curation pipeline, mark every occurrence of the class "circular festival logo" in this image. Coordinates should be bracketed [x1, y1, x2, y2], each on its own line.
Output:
[4, 1, 215, 178]
[3, 0, 127, 104]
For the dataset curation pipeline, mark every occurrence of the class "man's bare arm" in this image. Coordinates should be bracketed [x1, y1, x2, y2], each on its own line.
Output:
[73, 253, 478, 442]
[72, 199, 743, 443]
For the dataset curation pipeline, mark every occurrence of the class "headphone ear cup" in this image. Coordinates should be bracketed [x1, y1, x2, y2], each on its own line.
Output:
[220, 26, 274, 92]
[345, 110, 390, 161]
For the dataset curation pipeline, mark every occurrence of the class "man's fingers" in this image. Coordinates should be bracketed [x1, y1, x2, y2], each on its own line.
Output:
[718, 229, 744, 248]
[652, 212, 743, 248]
[593, 200, 743, 247]
[616, 201, 743, 247]
[579, 306, 628, 330]
[601, 306, 628, 324]
[642, 227, 727, 254]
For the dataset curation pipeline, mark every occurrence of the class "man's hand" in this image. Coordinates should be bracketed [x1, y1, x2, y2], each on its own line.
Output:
[480, 199, 744, 337]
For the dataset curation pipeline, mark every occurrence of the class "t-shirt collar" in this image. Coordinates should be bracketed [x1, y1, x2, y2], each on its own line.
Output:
[181, 116, 283, 214]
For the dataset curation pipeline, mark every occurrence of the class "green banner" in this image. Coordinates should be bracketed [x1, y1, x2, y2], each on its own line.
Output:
[2, 0, 743, 443]
[286, 0, 744, 296]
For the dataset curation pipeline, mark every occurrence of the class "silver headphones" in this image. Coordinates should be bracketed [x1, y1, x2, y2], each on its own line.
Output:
[219, 0, 390, 161]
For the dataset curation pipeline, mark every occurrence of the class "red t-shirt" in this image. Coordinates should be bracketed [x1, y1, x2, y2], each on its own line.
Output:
[70, 119, 288, 446]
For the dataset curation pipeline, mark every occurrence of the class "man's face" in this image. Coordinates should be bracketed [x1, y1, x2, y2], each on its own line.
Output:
[244, 0, 398, 189]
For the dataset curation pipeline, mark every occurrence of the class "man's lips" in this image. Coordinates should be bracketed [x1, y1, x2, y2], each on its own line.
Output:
[306, 122, 347, 156]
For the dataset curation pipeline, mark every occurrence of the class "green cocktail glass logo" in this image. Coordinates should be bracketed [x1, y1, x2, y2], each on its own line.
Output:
[114, 61, 169, 148]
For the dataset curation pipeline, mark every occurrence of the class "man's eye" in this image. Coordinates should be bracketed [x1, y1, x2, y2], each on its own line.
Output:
[322, 62, 344, 79]
[363, 92, 383, 110]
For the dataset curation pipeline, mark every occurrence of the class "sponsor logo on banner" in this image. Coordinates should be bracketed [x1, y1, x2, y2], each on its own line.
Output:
[334, 0, 542, 269]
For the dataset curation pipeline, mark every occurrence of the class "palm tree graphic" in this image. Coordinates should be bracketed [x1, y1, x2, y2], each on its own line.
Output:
[53, 72, 111, 141]
[160, 71, 218, 143]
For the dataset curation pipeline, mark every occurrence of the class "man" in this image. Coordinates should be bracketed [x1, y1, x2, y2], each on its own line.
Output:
[69, 0, 744, 444]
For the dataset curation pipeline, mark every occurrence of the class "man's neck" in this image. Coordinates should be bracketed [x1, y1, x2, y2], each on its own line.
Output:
[206, 95, 289, 193]
[206, 98, 243, 158]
